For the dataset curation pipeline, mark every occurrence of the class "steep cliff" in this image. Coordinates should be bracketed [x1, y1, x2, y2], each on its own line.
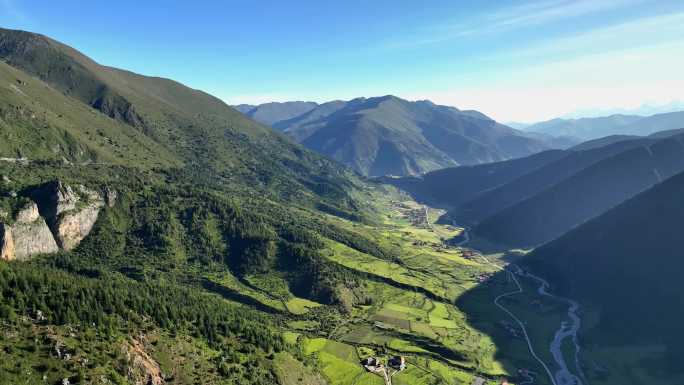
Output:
[10, 202, 59, 260]
[0, 223, 14, 260]
[0, 181, 112, 259]
[28, 181, 106, 250]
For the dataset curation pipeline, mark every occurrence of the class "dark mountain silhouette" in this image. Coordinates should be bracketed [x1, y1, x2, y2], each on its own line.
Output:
[475, 133, 684, 247]
[523, 169, 684, 368]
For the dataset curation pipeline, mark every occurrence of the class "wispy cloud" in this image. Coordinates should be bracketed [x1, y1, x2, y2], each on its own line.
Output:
[473, 0, 637, 32]
[385, 0, 644, 49]
[508, 11, 684, 60]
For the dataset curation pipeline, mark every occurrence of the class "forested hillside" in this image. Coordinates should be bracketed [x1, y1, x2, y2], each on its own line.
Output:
[0, 27, 383, 385]
[523, 169, 684, 369]
[475, 132, 684, 246]
[0, 27, 362, 212]
[245, 96, 551, 176]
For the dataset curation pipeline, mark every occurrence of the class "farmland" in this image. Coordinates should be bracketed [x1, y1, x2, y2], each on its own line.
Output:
[282, 187, 519, 384]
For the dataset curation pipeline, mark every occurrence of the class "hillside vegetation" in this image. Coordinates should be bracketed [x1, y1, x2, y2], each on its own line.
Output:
[523, 169, 684, 372]
[0, 27, 362, 211]
[0, 27, 534, 385]
[248, 96, 552, 176]
[475, 132, 684, 246]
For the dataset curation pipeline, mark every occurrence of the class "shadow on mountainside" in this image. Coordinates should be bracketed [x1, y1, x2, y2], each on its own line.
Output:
[455, 265, 557, 385]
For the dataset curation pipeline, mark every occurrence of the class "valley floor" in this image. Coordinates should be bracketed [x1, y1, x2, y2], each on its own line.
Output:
[289, 186, 593, 385]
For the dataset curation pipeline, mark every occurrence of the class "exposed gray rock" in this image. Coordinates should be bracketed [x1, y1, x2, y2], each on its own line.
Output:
[0, 181, 108, 259]
[11, 202, 59, 260]
[55, 201, 103, 250]
[29, 181, 105, 250]
[0, 223, 14, 261]
[14, 200, 40, 222]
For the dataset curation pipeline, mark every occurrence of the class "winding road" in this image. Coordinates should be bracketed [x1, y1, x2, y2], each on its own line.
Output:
[482, 258, 558, 385]
[456, 226, 585, 385]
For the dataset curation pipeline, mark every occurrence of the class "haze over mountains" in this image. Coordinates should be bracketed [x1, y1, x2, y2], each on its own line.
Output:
[522, 111, 684, 140]
[235, 101, 318, 126]
[3, 20, 684, 385]
[387, 128, 684, 248]
[237, 98, 566, 176]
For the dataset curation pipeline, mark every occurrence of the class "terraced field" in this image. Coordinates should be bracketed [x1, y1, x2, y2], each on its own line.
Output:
[181, 185, 550, 384]
[280, 187, 516, 384]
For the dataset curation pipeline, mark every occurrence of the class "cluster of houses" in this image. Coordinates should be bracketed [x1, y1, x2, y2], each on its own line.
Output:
[476, 272, 494, 284]
[408, 208, 427, 227]
[390, 200, 428, 227]
[361, 355, 407, 373]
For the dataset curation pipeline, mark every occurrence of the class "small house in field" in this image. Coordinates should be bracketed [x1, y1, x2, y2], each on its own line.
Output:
[361, 357, 384, 373]
[388, 355, 406, 371]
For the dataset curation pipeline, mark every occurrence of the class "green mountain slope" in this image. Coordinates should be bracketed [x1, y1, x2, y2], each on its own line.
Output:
[452, 136, 656, 225]
[0, 27, 384, 384]
[271, 96, 550, 176]
[523, 169, 684, 369]
[0, 60, 178, 167]
[0, 27, 360, 210]
[475, 133, 684, 247]
[378, 149, 567, 208]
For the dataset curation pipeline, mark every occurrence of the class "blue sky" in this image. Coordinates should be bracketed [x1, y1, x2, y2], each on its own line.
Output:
[1, 0, 683, 122]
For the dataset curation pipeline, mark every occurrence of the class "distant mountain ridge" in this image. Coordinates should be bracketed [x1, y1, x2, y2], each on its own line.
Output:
[384, 127, 684, 248]
[235, 101, 319, 126]
[524, 111, 684, 140]
[474, 131, 684, 247]
[239, 96, 555, 176]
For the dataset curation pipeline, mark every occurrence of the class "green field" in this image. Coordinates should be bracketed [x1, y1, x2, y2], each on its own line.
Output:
[275, 190, 521, 384]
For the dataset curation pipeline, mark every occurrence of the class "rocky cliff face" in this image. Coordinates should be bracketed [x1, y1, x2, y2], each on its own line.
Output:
[9, 202, 59, 260]
[29, 181, 106, 250]
[0, 181, 113, 260]
[121, 339, 165, 385]
[55, 201, 103, 250]
[0, 223, 14, 261]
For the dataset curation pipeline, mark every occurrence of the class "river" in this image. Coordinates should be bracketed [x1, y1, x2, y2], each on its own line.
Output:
[522, 270, 585, 385]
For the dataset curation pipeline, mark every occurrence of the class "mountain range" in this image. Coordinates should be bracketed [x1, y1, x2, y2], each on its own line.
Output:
[523, 111, 684, 140]
[0, 27, 410, 385]
[235, 101, 318, 126]
[3, 25, 684, 385]
[385, 128, 684, 248]
[523, 167, 684, 368]
[237, 98, 566, 176]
